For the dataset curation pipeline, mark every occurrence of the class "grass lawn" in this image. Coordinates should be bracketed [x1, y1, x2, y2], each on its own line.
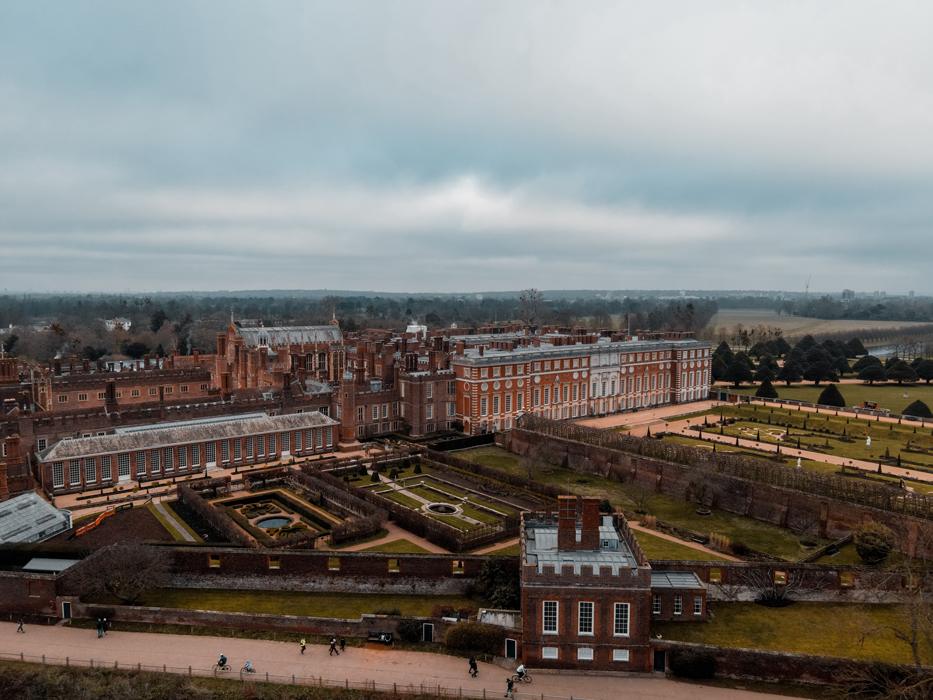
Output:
[361, 538, 432, 554]
[633, 529, 728, 562]
[459, 503, 502, 525]
[135, 588, 474, 619]
[458, 445, 826, 560]
[726, 382, 933, 416]
[481, 542, 520, 556]
[379, 489, 424, 510]
[653, 602, 932, 664]
[145, 504, 189, 542]
[813, 542, 864, 566]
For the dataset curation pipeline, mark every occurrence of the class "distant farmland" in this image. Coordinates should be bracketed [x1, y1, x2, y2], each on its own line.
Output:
[705, 309, 933, 344]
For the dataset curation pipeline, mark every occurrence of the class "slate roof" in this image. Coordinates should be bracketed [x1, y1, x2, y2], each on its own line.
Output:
[524, 516, 639, 575]
[38, 411, 338, 461]
[650, 571, 705, 589]
[0, 492, 72, 544]
[238, 326, 342, 347]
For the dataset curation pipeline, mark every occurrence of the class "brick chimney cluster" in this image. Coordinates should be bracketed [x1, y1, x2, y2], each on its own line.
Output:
[556, 495, 602, 552]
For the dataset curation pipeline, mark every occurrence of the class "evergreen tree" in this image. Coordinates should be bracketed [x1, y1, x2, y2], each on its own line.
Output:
[884, 354, 901, 369]
[852, 355, 883, 373]
[913, 360, 933, 385]
[903, 400, 933, 419]
[753, 365, 775, 383]
[776, 361, 803, 386]
[755, 378, 779, 399]
[713, 341, 734, 367]
[796, 335, 817, 352]
[711, 355, 728, 381]
[771, 336, 791, 357]
[803, 361, 837, 386]
[887, 360, 919, 385]
[847, 337, 868, 356]
[722, 360, 753, 387]
[857, 365, 887, 385]
[817, 383, 846, 408]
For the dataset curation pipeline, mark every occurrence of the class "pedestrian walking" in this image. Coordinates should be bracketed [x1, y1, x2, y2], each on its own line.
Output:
[16, 617, 24, 633]
[96, 618, 103, 639]
[102, 617, 109, 635]
[469, 656, 477, 677]
[340, 637, 345, 653]
[505, 677, 515, 698]
[329, 637, 339, 656]
[300, 638, 306, 655]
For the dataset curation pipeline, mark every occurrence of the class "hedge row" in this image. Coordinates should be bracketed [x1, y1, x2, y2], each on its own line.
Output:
[176, 484, 252, 547]
[291, 468, 388, 545]
[424, 449, 561, 500]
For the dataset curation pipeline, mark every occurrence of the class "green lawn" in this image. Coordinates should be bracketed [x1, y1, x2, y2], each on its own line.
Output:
[481, 542, 520, 556]
[145, 504, 189, 542]
[653, 602, 932, 664]
[134, 589, 473, 619]
[726, 382, 933, 416]
[660, 432, 933, 495]
[457, 445, 827, 560]
[633, 528, 728, 562]
[361, 539, 432, 554]
[813, 542, 864, 566]
[379, 489, 424, 510]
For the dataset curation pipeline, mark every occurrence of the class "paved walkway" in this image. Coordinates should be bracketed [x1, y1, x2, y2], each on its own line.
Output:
[153, 499, 196, 542]
[627, 522, 740, 562]
[0, 622, 805, 700]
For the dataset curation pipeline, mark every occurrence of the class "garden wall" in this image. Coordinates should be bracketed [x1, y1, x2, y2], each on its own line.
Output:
[163, 547, 516, 595]
[504, 426, 933, 559]
[74, 602, 455, 641]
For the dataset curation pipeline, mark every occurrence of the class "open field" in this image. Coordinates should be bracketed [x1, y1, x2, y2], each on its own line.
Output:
[706, 309, 933, 342]
[652, 602, 932, 664]
[725, 382, 933, 415]
[129, 588, 474, 619]
[457, 446, 828, 559]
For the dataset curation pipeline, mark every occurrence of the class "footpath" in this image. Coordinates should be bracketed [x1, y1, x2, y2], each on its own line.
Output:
[0, 622, 803, 700]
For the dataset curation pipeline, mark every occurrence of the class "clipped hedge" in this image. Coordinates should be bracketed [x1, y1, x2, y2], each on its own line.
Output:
[669, 647, 716, 679]
[444, 623, 505, 656]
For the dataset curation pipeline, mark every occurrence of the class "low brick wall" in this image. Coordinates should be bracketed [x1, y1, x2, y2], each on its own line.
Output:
[74, 602, 453, 640]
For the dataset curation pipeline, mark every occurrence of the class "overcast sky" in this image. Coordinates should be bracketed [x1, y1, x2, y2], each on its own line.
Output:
[2, 1, 932, 295]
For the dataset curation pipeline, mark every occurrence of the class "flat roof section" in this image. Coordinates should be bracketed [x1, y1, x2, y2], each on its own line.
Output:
[650, 571, 706, 589]
[0, 493, 73, 545]
[524, 516, 639, 575]
[22, 557, 81, 573]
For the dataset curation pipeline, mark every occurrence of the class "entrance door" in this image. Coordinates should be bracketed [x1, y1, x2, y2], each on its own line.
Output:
[61, 601, 72, 619]
[653, 650, 666, 672]
[422, 623, 434, 643]
[505, 639, 517, 660]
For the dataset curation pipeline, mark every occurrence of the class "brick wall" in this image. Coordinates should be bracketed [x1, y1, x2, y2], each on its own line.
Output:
[0, 572, 59, 615]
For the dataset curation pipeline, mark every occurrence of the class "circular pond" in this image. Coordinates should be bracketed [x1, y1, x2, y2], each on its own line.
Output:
[256, 516, 292, 529]
[423, 502, 463, 515]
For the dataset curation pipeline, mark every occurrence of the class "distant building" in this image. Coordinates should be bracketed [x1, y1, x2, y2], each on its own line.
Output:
[841, 289, 855, 300]
[102, 317, 132, 331]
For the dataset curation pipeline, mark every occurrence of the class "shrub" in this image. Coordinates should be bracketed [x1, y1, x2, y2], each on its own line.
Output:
[903, 400, 933, 419]
[730, 541, 749, 557]
[370, 471, 380, 483]
[755, 378, 779, 399]
[444, 623, 505, 656]
[372, 606, 402, 616]
[669, 647, 716, 679]
[817, 383, 846, 408]
[396, 619, 423, 643]
[389, 469, 399, 480]
[854, 521, 896, 565]
[432, 603, 456, 618]
[598, 498, 613, 513]
[414, 463, 422, 474]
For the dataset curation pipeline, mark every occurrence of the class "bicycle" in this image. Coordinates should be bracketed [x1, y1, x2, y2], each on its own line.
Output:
[511, 672, 532, 683]
[213, 663, 231, 672]
[241, 666, 256, 674]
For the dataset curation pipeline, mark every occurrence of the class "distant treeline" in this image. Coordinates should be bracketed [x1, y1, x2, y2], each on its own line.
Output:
[0, 292, 718, 364]
[780, 296, 933, 323]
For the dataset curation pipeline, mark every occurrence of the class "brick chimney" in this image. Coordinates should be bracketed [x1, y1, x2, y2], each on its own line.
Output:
[557, 495, 577, 551]
[580, 497, 601, 550]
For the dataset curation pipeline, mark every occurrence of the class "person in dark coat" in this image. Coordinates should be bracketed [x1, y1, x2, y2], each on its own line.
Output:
[468, 657, 478, 677]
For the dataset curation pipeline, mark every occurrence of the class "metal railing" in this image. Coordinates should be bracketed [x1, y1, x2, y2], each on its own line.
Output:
[0, 650, 590, 700]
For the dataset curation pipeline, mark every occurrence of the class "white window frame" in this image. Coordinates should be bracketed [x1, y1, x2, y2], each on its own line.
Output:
[541, 647, 558, 660]
[674, 596, 683, 616]
[613, 649, 630, 662]
[53, 462, 64, 488]
[614, 602, 630, 637]
[653, 594, 661, 615]
[694, 596, 703, 616]
[100, 455, 112, 481]
[69, 459, 81, 486]
[578, 601, 594, 636]
[577, 648, 594, 661]
[543, 601, 558, 634]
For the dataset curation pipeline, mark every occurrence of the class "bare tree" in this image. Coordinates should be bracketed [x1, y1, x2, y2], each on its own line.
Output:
[73, 542, 171, 605]
[736, 566, 831, 606]
[518, 288, 544, 326]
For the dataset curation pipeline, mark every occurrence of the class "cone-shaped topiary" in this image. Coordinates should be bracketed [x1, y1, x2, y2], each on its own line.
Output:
[903, 400, 933, 419]
[817, 383, 846, 408]
[755, 378, 779, 399]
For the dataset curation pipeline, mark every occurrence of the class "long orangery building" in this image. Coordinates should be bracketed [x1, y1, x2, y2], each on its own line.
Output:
[0, 322, 711, 498]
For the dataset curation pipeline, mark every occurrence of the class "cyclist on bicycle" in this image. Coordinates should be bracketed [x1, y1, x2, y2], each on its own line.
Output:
[218, 653, 227, 668]
[244, 660, 253, 673]
[516, 664, 526, 680]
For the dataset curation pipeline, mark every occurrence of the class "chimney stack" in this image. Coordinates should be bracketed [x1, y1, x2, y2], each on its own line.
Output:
[580, 497, 601, 550]
[557, 495, 577, 551]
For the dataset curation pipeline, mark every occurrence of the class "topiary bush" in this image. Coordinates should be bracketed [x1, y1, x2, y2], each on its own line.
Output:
[903, 400, 933, 419]
[669, 647, 716, 679]
[854, 521, 896, 565]
[444, 623, 505, 656]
